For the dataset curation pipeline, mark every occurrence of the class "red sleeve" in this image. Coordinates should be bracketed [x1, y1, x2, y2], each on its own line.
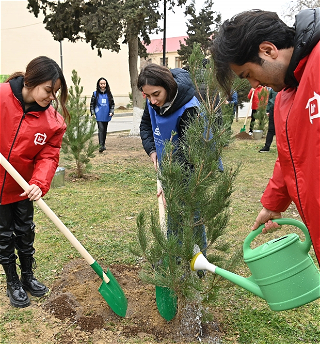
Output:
[260, 157, 292, 212]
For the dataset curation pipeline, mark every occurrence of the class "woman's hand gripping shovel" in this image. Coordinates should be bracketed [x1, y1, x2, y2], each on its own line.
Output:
[0, 153, 127, 317]
[155, 176, 178, 321]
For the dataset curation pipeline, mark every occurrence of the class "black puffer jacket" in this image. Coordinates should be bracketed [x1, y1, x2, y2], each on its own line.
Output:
[285, 8, 320, 88]
[140, 68, 198, 156]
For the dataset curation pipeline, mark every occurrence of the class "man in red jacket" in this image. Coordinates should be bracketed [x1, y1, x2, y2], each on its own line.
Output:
[211, 9, 320, 266]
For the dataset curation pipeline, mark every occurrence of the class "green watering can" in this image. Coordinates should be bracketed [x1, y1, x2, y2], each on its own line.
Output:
[191, 218, 320, 311]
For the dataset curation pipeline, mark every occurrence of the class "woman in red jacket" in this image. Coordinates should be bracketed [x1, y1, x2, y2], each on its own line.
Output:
[0, 56, 70, 308]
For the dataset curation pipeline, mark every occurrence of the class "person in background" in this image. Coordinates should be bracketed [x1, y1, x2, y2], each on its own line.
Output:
[90, 77, 115, 153]
[247, 85, 267, 134]
[0, 56, 70, 307]
[259, 88, 277, 152]
[225, 90, 238, 119]
[211, 9, 320, 266]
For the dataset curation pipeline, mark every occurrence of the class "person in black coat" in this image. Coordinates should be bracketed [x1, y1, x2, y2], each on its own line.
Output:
[259, 88, 277, 152]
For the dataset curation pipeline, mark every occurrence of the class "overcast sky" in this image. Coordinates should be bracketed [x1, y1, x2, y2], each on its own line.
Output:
[149, 0, 295, 39]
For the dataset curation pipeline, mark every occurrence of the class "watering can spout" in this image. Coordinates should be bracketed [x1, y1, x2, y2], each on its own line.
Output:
[215, 266, 265, 299]
[191, 252, 264, 299]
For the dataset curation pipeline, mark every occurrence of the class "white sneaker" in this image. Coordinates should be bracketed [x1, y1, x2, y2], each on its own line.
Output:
[249, 132, 253, 136]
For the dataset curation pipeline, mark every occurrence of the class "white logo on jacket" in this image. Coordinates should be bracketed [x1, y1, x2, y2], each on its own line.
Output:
[34, 133, 47, 145]
[154, 127, 161, 136]
[306, 92, 320, 123]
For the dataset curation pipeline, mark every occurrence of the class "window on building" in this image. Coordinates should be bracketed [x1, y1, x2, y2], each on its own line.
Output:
[160, 58, 168, 67]
[175, 57, 182, 68]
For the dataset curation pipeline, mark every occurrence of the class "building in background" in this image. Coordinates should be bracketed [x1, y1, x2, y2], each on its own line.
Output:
[142, 36, 187, 69]
[0, 1, 131, 107]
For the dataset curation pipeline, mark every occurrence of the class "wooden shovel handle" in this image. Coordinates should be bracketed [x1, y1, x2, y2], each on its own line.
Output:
[244, 89, 255, 126]
[0, 153, 110, 281]
[157, 179, 166, 234]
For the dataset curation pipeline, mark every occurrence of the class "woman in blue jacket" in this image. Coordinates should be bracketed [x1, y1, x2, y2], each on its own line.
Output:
[138, 63, 207, 261]
[90, 77, 115, 152]
[139, 64, 200, 170]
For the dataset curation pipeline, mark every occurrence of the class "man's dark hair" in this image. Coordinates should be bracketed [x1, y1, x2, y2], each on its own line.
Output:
[211, 10, 295, 94]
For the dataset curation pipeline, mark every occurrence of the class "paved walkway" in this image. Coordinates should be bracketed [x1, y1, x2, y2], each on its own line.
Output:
[108, 113, 133, 133]
[107, 102, 251, 133]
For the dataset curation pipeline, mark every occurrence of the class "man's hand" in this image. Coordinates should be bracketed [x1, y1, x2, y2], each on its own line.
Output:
[252, 207, 282, 233]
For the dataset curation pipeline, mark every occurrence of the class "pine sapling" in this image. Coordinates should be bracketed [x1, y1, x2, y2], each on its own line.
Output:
[132, 44, 242, 329]
[62, 70, 98, 178]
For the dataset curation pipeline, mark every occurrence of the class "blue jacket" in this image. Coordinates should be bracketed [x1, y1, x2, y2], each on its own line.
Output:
[92, 91, 112, 122]
[147, 96, 200, 162]
[140, 68, 199, 157]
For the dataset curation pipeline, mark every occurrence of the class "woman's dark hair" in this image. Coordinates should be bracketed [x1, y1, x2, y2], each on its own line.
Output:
[6, 56, 70, 123]
[96, 77, 111, 93]
[211, 10, 295, 94]
[137, 63, 178, 102]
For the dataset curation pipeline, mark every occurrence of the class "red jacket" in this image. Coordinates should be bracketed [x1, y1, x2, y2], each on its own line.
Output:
[261, 42, 320, 265]
[248, 86, 268, 110]
[0, 78, 66, 205]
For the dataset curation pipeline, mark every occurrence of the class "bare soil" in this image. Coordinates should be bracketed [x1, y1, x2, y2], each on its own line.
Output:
[233, 131, 252, 140]
[0, 133, 225, 344]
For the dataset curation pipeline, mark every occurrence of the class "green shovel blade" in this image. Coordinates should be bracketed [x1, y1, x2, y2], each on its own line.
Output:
[155, 285, 177, 321]
[91, 261, 128, 317]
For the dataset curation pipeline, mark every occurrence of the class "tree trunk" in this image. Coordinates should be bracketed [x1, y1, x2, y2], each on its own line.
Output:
[127, 35, 144, 136]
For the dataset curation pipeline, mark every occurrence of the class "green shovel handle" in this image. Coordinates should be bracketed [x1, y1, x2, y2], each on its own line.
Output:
[243, 218, 311, 253]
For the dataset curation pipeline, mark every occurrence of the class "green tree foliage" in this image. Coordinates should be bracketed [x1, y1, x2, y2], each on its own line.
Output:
[177, 0, 221, 65]
[26, 0, 187, 110]
[232, 77, 251, 109]
[62, 70, 98, 178]
[0, 75, 9, 83]
[254, 87, 269, 131]
[132, 44, 241, 318]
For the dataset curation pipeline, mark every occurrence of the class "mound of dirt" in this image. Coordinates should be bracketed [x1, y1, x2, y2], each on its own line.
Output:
[43, 259, 223, 343]
[233, 131, 253, 140]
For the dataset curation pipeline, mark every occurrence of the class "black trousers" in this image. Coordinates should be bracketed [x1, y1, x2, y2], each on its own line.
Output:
[249, 109, 257, 132]
[264, 112, 275, 149]
[0, 199, 35, 264]
[97, 121, 109, 147]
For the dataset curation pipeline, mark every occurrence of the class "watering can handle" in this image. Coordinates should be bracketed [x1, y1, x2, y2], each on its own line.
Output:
[243, 218, 311, 253]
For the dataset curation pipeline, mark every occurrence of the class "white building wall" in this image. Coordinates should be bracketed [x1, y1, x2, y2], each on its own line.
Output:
[1, 1, 132, 107]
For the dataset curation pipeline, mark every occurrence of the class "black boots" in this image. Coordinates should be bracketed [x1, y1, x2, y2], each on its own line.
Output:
[2, 257, 48, 308]
[19, 256, 48, 297]
[2, 263, 30, 308]
[99, 145, 106, 153]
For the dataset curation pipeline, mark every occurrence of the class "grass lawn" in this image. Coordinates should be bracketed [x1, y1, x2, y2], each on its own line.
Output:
[0, 118, 319, 344]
